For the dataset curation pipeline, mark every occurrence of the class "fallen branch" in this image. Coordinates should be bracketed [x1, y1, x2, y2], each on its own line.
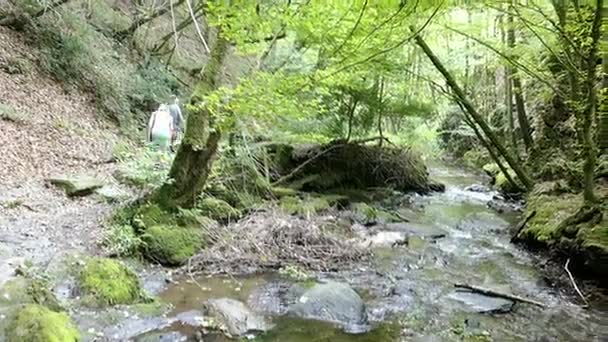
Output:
[564, 258, 590, 307]
[271, 144, 343, 186]
[510, 210, 536, 242]
[454, 283, 546, 308]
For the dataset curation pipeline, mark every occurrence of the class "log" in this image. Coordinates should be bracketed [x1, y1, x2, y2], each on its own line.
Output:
[454, 283, 546, 308]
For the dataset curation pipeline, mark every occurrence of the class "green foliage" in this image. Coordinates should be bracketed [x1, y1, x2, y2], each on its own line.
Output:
[280, 195, 332, 216]
[141, 225, 203, 266]
[0, 278, 62, 312]
[0, 103, 28, 124]
[6, 304, 80, 342]
[278, 264, 310, 281]
[463, 149, 491, 169]
[114, 147, 173, 190]
[102, 224, 143, 257]
[79, 257, 144, 307]
[197, 197, 242, 222]
[26, 5, 181, 129]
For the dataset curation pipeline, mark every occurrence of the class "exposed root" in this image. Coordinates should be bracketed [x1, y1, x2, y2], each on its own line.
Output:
[185, 209, 370, 275]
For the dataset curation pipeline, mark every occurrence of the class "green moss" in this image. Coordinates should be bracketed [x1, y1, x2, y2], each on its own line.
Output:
[352, 202, 401, 224]
[6, 304, 80, 342]
[197, 197, 242, 222]
[494, 171, 520, 193]
[519, 194, 580, 244]
[0, 278, 62, 311]
[482, 163, 501, 177]
[579, 221, 608, 253]
[132, 203, 168, 230]
[79, 257, 143, 307]
[142, 225, 203, 266]
[280, 196, 332, 216]
[463, 149, 491, 169]
[270, 186, 298, 198]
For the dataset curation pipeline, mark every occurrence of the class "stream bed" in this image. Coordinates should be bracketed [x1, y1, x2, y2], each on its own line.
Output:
[130, 163, 606, 341]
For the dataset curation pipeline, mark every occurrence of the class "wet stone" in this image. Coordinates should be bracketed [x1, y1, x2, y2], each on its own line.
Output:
[133, 331, 189, 342]
[206, 298, 272, 337]
[288, 281, 369, 333]
[247, 280, 304, 316]
[457, 212, 510, 233]
[48, 175, 104, 196]
[465, 184, 491, 192]
[447, 291, 514, 314]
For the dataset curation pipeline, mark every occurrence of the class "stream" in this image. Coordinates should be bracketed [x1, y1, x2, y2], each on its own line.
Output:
[130, 163, 606, 341]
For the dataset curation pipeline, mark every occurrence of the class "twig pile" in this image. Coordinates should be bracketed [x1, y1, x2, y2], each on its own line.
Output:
[187, 209, 370, 275]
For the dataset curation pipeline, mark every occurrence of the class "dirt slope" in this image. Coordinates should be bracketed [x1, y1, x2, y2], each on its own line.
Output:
[0, 26, 125, 279]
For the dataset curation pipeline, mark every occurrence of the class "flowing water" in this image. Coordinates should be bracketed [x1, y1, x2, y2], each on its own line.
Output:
[136, 163, 607, 341]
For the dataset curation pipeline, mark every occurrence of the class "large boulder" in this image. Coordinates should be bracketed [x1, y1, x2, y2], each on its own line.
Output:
[288, 281, 369, 333]
[48, 175, 104, 196]
[206, 298, 272, 337]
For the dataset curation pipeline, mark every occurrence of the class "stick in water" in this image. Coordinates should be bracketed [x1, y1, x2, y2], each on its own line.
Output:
[564, 258, 590, 307]
[454, 283, 546, 308]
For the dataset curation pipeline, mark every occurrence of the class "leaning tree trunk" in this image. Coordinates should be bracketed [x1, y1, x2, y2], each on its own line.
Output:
[153, 33, 230, 209]
[582, 0, 603, 204]
[413, 28, 534, 191]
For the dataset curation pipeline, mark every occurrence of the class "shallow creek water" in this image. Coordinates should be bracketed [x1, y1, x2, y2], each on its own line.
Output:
[142, 163, 607, 341]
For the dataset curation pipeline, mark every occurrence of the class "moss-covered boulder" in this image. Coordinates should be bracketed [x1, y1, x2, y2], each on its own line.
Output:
[79, 257, 143, 307]
[517, 193, 608, 279]
[0, 278, 62, 311]
[142, 225, 203, 266]
[518, 194, 580, 243]
[198, 197, 242, 222]
[280, 196, 333, 216]
[6, 304, 80, 342]
[269, 186, 298, 198]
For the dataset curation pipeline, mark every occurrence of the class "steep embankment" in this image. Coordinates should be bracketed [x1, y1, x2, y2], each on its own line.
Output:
[0, 26, 123, 272]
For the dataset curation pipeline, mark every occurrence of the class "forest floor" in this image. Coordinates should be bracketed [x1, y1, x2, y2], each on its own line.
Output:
[0, 26, 126, 284]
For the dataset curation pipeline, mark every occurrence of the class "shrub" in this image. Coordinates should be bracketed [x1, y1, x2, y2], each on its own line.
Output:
[102, 224, 143, 257]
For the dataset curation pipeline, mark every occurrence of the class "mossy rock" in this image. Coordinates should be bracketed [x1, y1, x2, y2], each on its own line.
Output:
[0, 278, 62, 311]
[48, 175, 104, 196]
[518, 194, 580, 244]
[132, 203, 173, 230]
[79, 257, 143, 307]
[142, 225, 203, 266]
[351, 202, 402, 225]
[197, 197, 242, 222]
[6, 304, 80, 342]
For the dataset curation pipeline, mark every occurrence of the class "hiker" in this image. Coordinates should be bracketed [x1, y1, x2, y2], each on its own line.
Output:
[168, 96, 184, 149]
[147, 104, 174, 151]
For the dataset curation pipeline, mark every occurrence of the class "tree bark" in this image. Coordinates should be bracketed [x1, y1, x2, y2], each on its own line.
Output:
[153, 32, 230, 209]
[500, 12, 519, 152]
[413, 28, 534, 191]
[508, 1, 534, 152]
[581, 0, 602, 204]
[598, 3, 608, 153]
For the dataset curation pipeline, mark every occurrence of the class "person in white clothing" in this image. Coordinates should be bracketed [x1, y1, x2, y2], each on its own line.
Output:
[147, 104, 174, 151]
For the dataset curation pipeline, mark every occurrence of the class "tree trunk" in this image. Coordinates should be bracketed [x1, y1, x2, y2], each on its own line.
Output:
[508, 1, 534, 152]
[152, 33, 230, 209]
[413, 28, 534, 191]
[582, 1, 603, 203]
[377, 76, 385, 146]
[500, 11, 518, 152]
[598, 3, 608, 153]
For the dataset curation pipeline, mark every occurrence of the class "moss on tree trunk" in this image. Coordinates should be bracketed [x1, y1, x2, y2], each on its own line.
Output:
[152, 33, 229, 209]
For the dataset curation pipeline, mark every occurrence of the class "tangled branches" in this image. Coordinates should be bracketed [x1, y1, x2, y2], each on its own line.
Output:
[186, 209, 370, 275]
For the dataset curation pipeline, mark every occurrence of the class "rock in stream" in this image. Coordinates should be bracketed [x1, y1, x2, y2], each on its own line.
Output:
[288, 281, 369, 333]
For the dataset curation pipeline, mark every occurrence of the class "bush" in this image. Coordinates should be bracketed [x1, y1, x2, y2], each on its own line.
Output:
[102, 224, 143, 257]
[0, 103, 28, 124]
